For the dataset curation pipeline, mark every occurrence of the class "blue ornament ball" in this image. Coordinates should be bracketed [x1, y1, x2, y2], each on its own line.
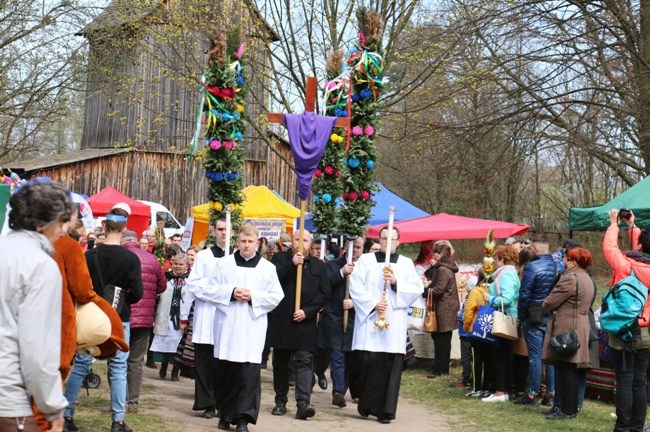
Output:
[225, 172, 235, 181]
[366, 160, 375, 169]
[322, 193, 332, 203]
[212, 172, 224, 181]
[360, 89, 372, 99]
[314, 195, 321, 203]
[348, 157, 360, 168]
[205, 171, 212, 179]
[343, 157, 349, 167]
[351, 94, 359, 103]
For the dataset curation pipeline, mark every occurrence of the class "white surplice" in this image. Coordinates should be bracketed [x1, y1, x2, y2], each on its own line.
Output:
[350, 252, 422, 354]
[185, 248, 219, 344]
[198, 254, 284, 363]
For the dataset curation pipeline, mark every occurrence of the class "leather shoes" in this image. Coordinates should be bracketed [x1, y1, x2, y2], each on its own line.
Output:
[217, 419, 230, 430]
[295, 404, 316, 420]
[201, 408, 216, 419]
[332, 392, 346, 408]
[271, 403, 287, 416]
[236, 423, 249, 432]
[317, 374, 328, 390]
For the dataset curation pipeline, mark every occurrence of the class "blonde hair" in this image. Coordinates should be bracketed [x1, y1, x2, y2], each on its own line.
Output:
[434, 240, 455, 256]
[239, 222, 258, 238]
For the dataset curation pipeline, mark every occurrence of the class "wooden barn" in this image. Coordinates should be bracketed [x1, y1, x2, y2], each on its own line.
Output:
[6, 0, 298, 221]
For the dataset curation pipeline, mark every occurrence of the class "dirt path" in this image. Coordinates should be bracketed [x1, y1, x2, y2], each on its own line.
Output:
[140, 366, 454, 431]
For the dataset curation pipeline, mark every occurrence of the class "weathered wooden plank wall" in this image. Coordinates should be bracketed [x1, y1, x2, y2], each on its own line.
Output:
[32, 144, 297, 222]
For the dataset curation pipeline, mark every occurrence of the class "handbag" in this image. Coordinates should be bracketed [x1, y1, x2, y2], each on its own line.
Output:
[93, 250, 126, 315]
[407, 297, 426, 332]
[549, 274, 581, 355]
[492, 306, 518, 340]
[511, 325, 528, 356]
[470, 304, 500, 346]
[423, 288, 438, 333]
[490, 279, 518, 340]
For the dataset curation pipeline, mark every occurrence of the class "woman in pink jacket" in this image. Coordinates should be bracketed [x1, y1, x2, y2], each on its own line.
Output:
[603, 209, 650, 432]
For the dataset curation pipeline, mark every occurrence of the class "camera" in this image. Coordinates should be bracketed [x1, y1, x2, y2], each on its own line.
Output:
[619, 209, 632, 220]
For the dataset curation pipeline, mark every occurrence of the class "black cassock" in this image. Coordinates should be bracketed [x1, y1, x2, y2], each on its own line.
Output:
[216, 361, 262, 425]
[349, 350, 403, 422]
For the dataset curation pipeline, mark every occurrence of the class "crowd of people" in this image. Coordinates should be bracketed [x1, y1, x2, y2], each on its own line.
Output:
[2, 180, 650, 432]
[435, 213, 650, 432]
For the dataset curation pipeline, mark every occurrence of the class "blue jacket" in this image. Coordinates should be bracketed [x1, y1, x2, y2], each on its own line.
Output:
[518, 253, 564, 322]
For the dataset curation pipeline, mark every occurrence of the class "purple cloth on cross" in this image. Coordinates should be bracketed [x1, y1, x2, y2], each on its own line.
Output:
[284, 112, 337, 201]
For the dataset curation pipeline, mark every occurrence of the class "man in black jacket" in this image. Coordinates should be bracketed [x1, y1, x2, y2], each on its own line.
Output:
[267, 229, 330, 420]
[317, 236, 364, 408]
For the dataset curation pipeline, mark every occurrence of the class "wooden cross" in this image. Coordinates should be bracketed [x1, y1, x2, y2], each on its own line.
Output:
[268, 76, 351, 128]
[268, 76, 350, 312]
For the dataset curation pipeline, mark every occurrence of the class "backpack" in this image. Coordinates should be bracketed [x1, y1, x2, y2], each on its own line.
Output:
[600, 270, 649, 343]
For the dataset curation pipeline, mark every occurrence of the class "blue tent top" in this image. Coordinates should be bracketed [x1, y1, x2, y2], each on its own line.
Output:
[303, 182, 429, 233]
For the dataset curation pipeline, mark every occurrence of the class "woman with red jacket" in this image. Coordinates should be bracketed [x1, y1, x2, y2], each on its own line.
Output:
[603, 209, 650, 432]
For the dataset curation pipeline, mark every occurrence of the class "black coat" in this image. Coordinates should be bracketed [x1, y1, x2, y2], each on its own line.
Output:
[317, 256, 355, 351]
[267, 250, 330, 351]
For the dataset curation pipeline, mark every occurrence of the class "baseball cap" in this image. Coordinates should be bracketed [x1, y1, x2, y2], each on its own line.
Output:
[111, 202, 132, 215]
[505, 237, 516, 245]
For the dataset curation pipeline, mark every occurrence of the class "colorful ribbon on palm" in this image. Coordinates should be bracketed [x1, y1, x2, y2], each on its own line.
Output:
[196, 40, 248, 226]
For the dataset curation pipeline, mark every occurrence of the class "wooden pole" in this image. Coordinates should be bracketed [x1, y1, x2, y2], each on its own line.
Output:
[295, 200, 307, 312]
[342, 238, 354, 331]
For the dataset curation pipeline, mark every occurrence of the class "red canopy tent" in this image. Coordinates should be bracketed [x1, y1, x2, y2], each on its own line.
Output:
[366, 213, 530, 244]
[87, 186, 151, 236]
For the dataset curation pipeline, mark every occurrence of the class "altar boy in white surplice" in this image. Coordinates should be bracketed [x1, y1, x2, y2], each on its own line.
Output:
[348, 226, 422, 424]
[195, 223, 284, 432]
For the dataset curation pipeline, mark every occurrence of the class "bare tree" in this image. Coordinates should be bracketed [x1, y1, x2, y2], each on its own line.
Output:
[0, 0, 95, 162]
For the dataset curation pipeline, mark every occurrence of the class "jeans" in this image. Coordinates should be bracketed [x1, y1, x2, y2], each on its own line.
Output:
[64, 353, 93, 418]
[330, 349, 352, 395]
[612, 348, 650, 432]
[577, 369, 586, 409]
[127, 327, 151, 407]
[64, 322, 130, 421]
[523, 321, 554, 396]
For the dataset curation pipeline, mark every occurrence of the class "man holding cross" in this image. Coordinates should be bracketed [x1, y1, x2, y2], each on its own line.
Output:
[267, 229, 330, 420]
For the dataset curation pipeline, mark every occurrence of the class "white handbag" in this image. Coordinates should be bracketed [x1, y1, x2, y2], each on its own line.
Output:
[491, 303, 518, 340]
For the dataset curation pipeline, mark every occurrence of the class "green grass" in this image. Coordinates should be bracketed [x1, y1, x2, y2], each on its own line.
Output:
[400, 367, 622, 432]
[69, 362, 181, 432]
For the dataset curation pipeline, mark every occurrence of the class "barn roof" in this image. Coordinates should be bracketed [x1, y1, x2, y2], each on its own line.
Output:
[4, 148, 130, 173]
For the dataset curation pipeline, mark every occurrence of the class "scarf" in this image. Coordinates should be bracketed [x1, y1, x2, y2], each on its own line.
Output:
[492, 264, 516, 296]
[169, 272, 187, 330]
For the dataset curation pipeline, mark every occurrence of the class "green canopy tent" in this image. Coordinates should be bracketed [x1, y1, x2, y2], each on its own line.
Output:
[569, 176, 650, 231]
[0, 184, 9, 233]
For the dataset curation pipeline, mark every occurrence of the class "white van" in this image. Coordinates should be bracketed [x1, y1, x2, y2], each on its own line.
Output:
[138, 200, 184, 238]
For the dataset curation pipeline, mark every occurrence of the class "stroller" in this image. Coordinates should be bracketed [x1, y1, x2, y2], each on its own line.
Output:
[82, 368, 101, 394]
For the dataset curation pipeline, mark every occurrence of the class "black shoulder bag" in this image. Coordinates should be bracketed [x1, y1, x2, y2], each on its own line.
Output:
[93, 250, 126, 315]
[549, 274, 580, 355]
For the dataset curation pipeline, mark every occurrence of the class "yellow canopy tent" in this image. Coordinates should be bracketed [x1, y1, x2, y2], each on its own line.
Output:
[191, 185, 301, 244]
